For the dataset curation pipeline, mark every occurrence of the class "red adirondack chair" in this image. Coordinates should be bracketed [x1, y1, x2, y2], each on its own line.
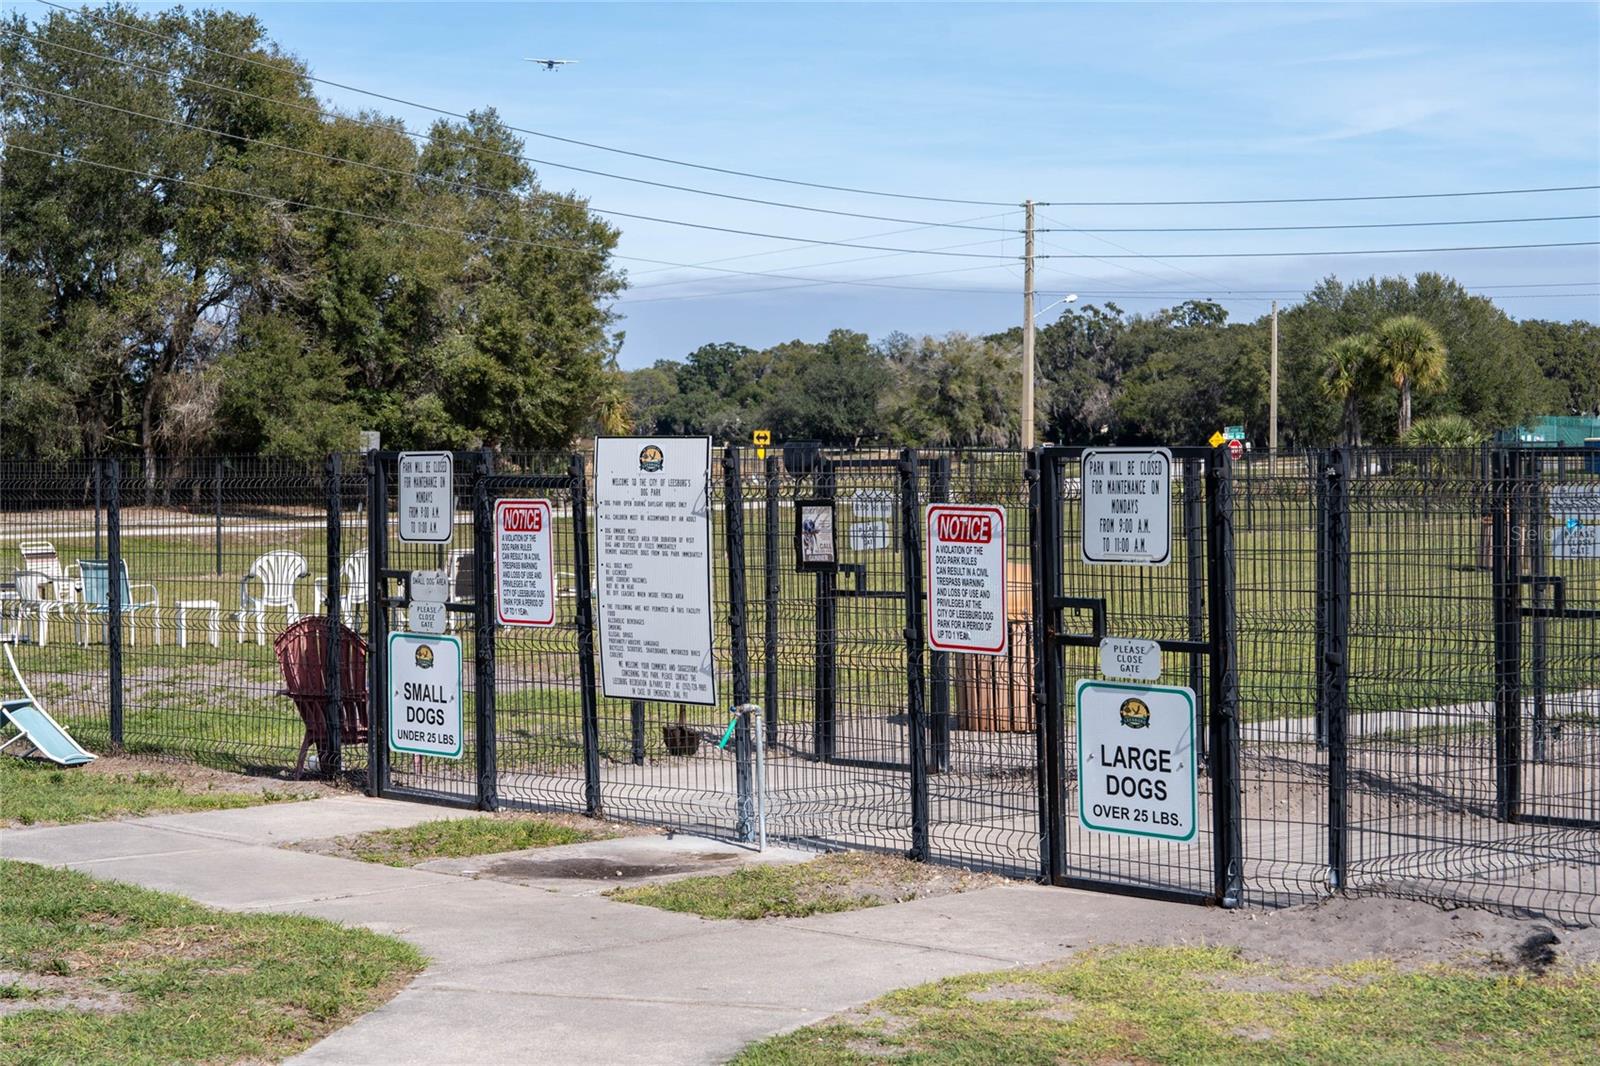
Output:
[273, 616, 369, 779]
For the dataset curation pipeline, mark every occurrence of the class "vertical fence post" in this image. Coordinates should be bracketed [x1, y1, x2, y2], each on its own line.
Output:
[214, 457, 224, 576]
[570, 452, 604, 817]
[813, 455, 838, 760]
[365, 451, 386, 797]
[93, 457, 102, 559]
[927, 455, 952, 773]
[1205, 447, 1244, 907]
[1528, 454, 1547, 764]
[763, 453, 781, 743]
[324, 453, 343, 779]
[1491, 447, 1522, 822]
[899, 449, 931, 862]
[105, 459, 124, 752]
[1026, 449, 1058, 882]
[473, 453, 498, 811]
[723, 446, 755, 841]
[1324, 449, 1351, 889]
[1183, 457, 1208, 745]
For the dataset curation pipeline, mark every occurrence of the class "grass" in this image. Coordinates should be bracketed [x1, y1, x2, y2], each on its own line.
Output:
[0, 859, 426, 1065]
[733, 944, 1600, 1065]
[316, 813, 604, 867]
[0, 757, 307, 827]
[606, 852, 989, 920]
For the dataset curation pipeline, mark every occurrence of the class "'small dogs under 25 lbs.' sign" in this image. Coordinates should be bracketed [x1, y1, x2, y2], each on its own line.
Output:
[387, 632, 463, 760]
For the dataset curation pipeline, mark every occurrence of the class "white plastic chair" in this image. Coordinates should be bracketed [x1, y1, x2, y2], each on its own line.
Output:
[18, 542, 81, 604]
[312, 549, 369, 621]
[236, 550, 309, 645]
[10, 570, 73, 647]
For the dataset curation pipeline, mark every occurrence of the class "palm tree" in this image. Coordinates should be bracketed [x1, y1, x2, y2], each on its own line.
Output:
[1322, 334, 1378, 445]
[1372, 315, 1448, 438]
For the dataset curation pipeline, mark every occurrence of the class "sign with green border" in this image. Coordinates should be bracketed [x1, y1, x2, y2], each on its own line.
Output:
[1076, 679, 1196, 843]
[387, 632, 463, 759]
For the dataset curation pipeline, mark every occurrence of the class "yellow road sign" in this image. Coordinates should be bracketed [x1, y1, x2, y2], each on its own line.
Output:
[1208, 430, 1226, 448]
[753, 429, 771, 446]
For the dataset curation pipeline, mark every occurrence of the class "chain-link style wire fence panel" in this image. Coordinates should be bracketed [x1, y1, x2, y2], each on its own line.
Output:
[1232, 453, 1333, 909]
[1, 459, 109, 751]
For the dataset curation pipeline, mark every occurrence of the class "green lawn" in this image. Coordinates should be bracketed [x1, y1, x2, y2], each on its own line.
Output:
[312, 813, 606, 866]
[0, 758, 310, 827]
[734, 944, 1600, 1065]
[0, 860, 425, 1065]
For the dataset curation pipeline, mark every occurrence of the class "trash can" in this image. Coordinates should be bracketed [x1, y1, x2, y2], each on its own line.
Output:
[954, 561, 1035, 733]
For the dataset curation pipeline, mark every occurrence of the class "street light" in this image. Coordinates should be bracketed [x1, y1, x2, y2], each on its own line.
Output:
[1021, 293, 1076, 449]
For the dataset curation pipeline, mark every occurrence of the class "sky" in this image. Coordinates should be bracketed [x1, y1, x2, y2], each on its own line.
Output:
[20, 1, 1600, 367]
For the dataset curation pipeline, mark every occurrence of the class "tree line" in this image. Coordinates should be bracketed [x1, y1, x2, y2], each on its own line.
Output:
[629, 275, 1598, 449]
[4, 8, 1596, 463]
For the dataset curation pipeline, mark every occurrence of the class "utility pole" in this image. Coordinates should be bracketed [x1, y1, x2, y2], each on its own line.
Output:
[1021, 200, 1036, 450]
[1269, 299, 1279, 459]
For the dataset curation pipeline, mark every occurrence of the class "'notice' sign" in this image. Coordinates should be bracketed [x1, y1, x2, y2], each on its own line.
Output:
[1081, 448, 1172, 565]
[495, 499, 556, 627]
[926, 504, 1007, 655]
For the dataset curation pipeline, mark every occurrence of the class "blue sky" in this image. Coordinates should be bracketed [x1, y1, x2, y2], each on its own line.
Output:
[28, 1, 1600, 366]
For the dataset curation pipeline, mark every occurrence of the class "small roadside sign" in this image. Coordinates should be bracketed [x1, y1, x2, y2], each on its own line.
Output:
[388, 632, 463, 759]
[495, 499, 556, 627]
[753, 428, 772, 460]
[1081, 448, 1172, 566]
[408, 601, 448, 634]
[1228, 439, 1245, 460]
[1076, 679, 1196, 843]
[410, 570, 448, 604]
[398, 451, 453, 543]
[1208, 430, 1225, 448]
[926, 504, 1007, 655]
[1223, 425, 1245, 441]
[1100, 636, 1162, 681]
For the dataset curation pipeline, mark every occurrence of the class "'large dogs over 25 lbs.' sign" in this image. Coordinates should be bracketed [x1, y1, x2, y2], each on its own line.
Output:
[1076, 679, 1196, 843]
[926, 504, 1007, 655]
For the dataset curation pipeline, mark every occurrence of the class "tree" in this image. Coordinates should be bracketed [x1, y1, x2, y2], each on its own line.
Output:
[1371, 315, 1447, 438]
[1402, 413, 1486, 448]
[1321, 334, 1379, 446]
[761, 330, 888, 444]
[1520, 319, 1600, 416]
[881, 332, 1019, 447]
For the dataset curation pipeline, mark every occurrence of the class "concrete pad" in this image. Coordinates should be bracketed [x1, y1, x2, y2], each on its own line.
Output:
[416, 833, 812, 895]
[290, 986, 812, 1066]
[252, 877, 705, 974]
[138, 796, 483, 845]
[1, 821, 235, 865]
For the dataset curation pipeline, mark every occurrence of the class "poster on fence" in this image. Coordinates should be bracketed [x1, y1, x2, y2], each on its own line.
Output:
[594, 437, 717, 706]
[495, 499, 556, 626]
[1080, 448, 1172, 566]
[926, 504, 1007, 655]
[1076, 679, 1196, 844]
[1549, 484, 1600, 560]
[397, 451, 454, 543]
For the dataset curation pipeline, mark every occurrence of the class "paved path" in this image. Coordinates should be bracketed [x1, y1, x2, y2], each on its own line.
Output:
[3, 795, 1206, 1065]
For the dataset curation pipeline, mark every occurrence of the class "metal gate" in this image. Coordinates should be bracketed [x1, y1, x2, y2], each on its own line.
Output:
[1033, 445, 1242, 905]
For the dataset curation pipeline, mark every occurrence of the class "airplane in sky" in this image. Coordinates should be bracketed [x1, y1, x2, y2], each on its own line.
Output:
[526, 58, 578, 71]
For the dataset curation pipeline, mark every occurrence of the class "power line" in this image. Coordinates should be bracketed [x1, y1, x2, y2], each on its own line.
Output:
[0, 76, 1021, 257]
[1037, 186, 1600, 207]
[1035, 242, 1597, 260]
[1037, 215, 1600, 234]
[1, 26, 1018, 231]
[29, 0, 1017, 207]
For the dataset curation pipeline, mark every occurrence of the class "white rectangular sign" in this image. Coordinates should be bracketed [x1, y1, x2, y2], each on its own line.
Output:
[1553, 522, 1600, 559]
[408, 601, 448, 634]
[1548, 485, 1600, 559]
[388, 632, 463, 759]
[1100, 637, 1162, 681]
[1081, 448, 1172, 566]
[850, 520, 891, 552]
[850, 489, 894, 519]
[496, 499, 556, 627]
[398, 451, 453, 543]
[1077, 680, 1196, 843]
[1548, 484, 1600, 518]
[926, 504, 1008, 656]
[595, 437, 717, 706]
[410, 569, 448, 604]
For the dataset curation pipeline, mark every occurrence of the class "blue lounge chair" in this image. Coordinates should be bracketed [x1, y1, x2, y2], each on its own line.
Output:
[75, 559, 162, 646]
[0, 644, 96, 766]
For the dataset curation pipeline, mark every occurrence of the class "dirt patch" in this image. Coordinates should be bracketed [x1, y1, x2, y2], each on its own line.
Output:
[0, 969, 130, 1018]
[288, 811, 651, 866]
[79, 755, 339, 799]
[814, 852, 1005, 907]
[485, 851, 734, 881]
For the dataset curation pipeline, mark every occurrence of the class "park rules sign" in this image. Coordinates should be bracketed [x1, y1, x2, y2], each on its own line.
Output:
[926, 504, 1007, 655]
[1076, 679, 1196, 843]
[594, 436, 717, 706]
[495, 499, 556, 627]
[1081, 448, 1172, 565]
[398, 451, 453, 543]
[387, 632, 463, 760]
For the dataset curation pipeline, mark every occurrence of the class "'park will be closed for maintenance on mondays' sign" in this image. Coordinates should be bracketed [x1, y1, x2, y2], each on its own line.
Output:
[1076, 679, 1196, 843]
[388, 631, 463, 760]
[1081, 448, 1172, 565]
[495, 499, 556, 627]
[926, 504, 1008, 655]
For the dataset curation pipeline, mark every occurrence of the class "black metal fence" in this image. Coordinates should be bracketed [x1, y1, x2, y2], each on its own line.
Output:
[0, 444, 1594, 926]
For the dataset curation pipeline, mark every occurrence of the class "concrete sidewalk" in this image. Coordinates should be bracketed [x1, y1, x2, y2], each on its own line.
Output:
[2, 795, 1206, 1065]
